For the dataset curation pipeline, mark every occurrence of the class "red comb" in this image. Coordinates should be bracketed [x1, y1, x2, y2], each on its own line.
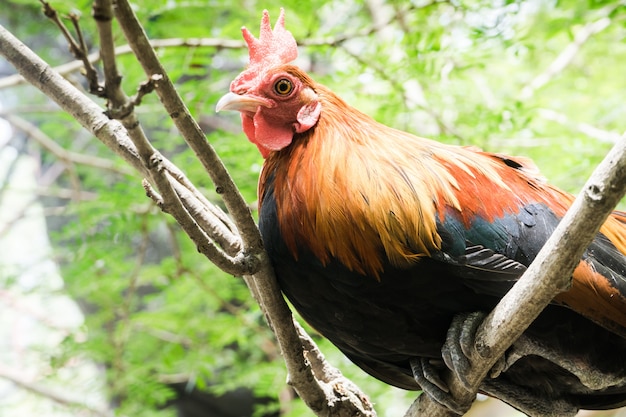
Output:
[231, 9, 298, 92]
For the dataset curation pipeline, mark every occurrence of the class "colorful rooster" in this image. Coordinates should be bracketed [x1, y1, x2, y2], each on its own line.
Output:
[216, 10, 626, 416]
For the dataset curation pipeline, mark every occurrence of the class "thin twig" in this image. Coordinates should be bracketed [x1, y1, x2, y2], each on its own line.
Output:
[36, 186, 98, 200]
[112, 0, 262, 261]
[537, 108, 622, 144]
[519, 8, 614, 100]
[5, 114, 133, 175]
[39, 0, 103, 95]
[39, 0, 82, 56]
[0, 39, 244, 90]
[0, 365, 113, 417]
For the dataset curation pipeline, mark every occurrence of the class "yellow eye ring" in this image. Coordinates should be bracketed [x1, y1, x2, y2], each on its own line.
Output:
[274, 78, 293, 96]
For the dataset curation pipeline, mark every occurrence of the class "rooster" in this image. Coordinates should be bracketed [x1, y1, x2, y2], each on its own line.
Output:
[216, 10, 626, 416]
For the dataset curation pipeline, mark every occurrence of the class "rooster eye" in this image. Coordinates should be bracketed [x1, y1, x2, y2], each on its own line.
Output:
[274, 78, 294, 96]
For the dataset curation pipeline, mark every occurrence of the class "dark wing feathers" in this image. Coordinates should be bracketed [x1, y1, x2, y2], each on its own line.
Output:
[461, 246, 528, 277]
[585, 233, 626, 287]
[433, 202, 553, 295]
[435, 194, 626, 338]
[431, 246, 526, 297]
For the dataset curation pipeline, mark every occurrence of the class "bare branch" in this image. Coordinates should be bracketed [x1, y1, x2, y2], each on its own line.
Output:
[519, 8, 614, 100]
[39, 0, 104, 95]
[0, 365, 114, 417]
[408, 132, 626, 416]
[172, 180, 242, 256]
[148, 163, 251, 276]
[296, 320, 376, 415]
[0, 22, 242, 275]
[5, 113, 133, 175]
[537, 108, 622, 144]
[113, 0, 262, 255]
[0, 24, 144, 172]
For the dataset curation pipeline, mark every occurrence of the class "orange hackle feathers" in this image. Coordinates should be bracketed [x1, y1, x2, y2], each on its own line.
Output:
[260, 78, 575, 278]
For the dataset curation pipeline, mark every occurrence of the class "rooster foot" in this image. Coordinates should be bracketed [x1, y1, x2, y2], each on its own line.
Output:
[441, 311, 507, 389]
[409, 312, 495, 414]
[410, 357, 470, 415]
[480, 379, 579, 417]
[441, 312, 582, 417]
[504, 333, 626, 390]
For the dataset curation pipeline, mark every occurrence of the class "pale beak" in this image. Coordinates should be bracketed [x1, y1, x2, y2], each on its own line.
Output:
[215, 92, 270, 113]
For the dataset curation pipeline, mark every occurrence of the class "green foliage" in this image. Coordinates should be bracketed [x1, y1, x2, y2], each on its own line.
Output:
[1, 0, 625, 416]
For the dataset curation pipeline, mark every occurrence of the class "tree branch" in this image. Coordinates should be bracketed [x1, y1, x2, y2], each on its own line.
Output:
[112, 0, 262, 254]
[0, 24, 249, 276]
[519, 7, 614, 100]
[0, 365, 114, 417]
[537, 108, 622, 144]
[5, 113, 133, 175]
[0, 11, 376, 417]
[39, 0, 104, 95]
[407, 132, 626, 416]
[0, 25, 143, 171]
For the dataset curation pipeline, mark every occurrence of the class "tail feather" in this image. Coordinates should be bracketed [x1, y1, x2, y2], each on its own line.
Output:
[555, 225, 626, 338]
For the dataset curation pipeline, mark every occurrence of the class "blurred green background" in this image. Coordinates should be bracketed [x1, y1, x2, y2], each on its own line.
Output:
[0, 0, 625, 416]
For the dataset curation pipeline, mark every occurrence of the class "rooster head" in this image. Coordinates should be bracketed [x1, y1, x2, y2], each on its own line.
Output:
[216, 9, 321, 157]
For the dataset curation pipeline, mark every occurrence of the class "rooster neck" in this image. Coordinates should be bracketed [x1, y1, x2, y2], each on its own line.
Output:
[260, 106, 438, 276]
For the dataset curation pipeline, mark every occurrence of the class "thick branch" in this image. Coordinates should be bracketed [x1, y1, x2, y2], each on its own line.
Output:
[408, 133, 626, 416]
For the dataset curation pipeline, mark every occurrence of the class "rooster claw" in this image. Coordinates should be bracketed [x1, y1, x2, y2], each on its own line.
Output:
[410, 312, 490, 415]
[410, 357, 469, 415]
[409, 312, 494, 414]
[441, 311, 487, 391]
